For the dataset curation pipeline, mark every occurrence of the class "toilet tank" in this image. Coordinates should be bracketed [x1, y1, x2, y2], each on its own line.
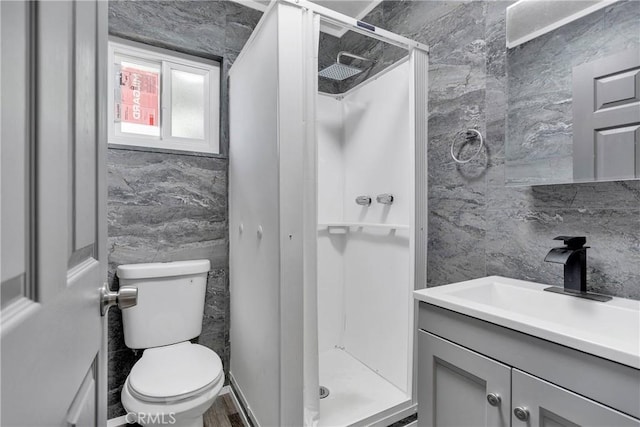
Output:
[117, 260, 210, 349]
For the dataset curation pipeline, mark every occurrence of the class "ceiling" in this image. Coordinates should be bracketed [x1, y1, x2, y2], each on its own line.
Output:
[229, 0, 382, 37]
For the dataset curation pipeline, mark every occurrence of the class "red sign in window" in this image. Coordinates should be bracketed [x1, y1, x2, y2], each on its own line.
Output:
[119, 67, 159, 126]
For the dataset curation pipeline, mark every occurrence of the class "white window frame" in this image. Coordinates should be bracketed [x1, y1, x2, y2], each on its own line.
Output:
[108, 37, 220, 154]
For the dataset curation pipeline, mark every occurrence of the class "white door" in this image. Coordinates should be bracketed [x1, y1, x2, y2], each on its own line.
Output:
[1, 1, 109, 425]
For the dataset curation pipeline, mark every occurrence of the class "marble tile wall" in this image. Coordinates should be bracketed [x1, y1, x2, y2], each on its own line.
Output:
[350, 1, 639, 299]
[107, 1, 261, 419]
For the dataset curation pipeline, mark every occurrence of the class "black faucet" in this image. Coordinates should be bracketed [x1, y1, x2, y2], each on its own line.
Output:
[543, 236, 611, 301]
[544, 236, 588, 292]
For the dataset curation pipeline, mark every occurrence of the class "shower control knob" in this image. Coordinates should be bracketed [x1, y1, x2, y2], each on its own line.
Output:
[376, 193, 394, 205]
[486, 393, 501, 407]
[514, 407, 529, 422]
[356, 196, 372, 206]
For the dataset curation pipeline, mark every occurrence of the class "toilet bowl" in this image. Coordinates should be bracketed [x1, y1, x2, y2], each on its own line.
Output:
[122, 342, 224, 427]
[117, 260, 223, 427]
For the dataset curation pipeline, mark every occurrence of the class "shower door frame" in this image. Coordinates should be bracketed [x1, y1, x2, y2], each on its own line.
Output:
[286, 0, 429, 53]
[303, 0, 429, 423]
[228, 1, 428, 425]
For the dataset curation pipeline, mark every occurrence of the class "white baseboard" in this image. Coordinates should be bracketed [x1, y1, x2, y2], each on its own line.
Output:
[222, 383, 251, 427]
[106, 415, 127, 427]
[229, 371, 260, 427]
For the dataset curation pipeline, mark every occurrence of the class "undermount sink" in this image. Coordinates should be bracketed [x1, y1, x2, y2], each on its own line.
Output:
[413, 276, 640, 369]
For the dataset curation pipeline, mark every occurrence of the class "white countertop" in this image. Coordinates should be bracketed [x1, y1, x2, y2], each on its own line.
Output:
[414, 276, 640, 369]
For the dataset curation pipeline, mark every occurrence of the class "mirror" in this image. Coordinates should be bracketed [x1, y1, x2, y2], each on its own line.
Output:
[505, 0, 640, 186]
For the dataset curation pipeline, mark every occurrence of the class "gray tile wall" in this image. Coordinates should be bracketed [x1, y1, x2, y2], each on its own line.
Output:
[354, 0, 639, 299]
[107, 1, 261, 418]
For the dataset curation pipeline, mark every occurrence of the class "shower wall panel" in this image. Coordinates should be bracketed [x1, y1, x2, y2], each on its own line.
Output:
[317, 94, 346, 353]
[316, 62, 412, 393]
[342, 63, 412, 227]
[317, 95, 346, 224]
[229, 9, 281, 426]
[229, 3, 308, 425]
[342, 63, 411, 393]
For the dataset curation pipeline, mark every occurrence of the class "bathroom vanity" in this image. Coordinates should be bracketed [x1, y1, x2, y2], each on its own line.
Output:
[414, 276, 640, 426]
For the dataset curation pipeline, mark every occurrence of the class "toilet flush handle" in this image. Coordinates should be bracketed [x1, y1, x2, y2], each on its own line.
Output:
[100, 282, 138, 316]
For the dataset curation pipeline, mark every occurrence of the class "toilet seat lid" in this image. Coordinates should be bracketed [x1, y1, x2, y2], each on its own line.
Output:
[129, 342, 223, 401]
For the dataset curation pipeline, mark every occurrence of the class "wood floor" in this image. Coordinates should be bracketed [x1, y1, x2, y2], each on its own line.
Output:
[203, 393, 245, 427]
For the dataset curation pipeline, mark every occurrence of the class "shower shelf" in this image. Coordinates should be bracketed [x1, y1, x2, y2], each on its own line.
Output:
[318, 222, 409, 233]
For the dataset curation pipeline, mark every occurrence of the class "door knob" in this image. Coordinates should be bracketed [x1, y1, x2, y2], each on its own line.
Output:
[514, 407, 530, 421]
[100, 282, 138, 316]
[486, 393, 501, 407]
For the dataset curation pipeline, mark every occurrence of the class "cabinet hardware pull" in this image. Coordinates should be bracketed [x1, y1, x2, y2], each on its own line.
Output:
[487, 393, 501, 407]
[514, 407, 530, 421]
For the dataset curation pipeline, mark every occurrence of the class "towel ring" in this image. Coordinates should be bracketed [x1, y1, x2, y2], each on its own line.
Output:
[450, 129, 484, 164]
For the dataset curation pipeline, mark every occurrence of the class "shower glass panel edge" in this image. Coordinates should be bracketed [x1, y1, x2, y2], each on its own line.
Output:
[303, 9, 321, 427]
[410, 47, 429, 411]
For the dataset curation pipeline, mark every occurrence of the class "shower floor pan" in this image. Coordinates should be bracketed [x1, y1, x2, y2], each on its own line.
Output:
[318, 348, 409, 427]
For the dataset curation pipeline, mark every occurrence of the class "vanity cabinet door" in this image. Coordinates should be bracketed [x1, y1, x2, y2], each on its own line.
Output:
[418, 331, 511, 427]
[512, 369, 640, 426]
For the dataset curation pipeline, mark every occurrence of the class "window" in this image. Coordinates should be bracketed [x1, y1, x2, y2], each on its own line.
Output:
[108, 38, 220, 154]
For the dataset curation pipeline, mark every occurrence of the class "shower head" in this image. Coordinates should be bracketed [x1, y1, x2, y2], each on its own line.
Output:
[318, 63, 362, 81]
[318, 51, 373, 81]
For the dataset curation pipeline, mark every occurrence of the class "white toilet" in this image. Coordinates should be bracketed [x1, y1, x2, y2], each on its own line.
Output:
[118, 260, 224, 427]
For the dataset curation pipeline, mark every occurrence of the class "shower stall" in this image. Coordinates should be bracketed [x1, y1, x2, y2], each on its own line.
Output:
[228, 1, 428, 426]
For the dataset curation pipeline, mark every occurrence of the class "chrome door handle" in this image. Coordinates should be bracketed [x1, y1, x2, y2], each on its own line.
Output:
[100, 282, 137, 316]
